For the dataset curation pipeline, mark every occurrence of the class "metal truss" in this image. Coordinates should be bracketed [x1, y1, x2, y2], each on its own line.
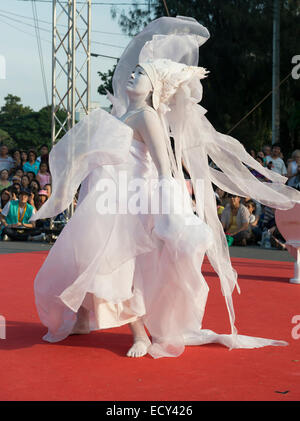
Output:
[51, 0, 91, 221]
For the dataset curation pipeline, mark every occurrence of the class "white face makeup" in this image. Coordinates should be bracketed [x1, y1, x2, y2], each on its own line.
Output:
[125, 65, 152, 97]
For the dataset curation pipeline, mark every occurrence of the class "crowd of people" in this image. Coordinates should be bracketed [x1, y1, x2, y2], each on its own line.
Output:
[213, 143, 300, 249]
[0, 141, 299, 248]
[0, 143, 68, 242]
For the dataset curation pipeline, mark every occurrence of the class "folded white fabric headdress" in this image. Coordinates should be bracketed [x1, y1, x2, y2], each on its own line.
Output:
[139, 59, 209, 111]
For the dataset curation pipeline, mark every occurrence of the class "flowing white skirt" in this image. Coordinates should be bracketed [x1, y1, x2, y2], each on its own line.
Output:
[34, 139, 288, 358]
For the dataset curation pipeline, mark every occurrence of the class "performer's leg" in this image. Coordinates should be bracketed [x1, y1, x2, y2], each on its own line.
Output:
[127, 318, 151, 358]
[71, 305, 90, 335]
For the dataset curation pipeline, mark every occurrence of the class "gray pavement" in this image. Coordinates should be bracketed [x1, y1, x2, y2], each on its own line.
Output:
[0, 241, 294, 262]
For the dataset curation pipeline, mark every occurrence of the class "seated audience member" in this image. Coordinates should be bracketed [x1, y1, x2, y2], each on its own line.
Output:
[37, 189, 48, 210]
[27, 189, 50, 242]
[44, 183, 52, 197]
[23, 150, 40, 175]
[0, 189, 11, 211]
[242, 196, 262, 226]
[221, 194, 251, 246]
[14, 168, 24, 179]
[0, 188, 39, 241]
[21, 174, 30, 190]
[214, 187, 228, 218]
[244, 200, 258, 244]
[262, 145, 271, 160]
[0, 169, 12, 192]
[0, 144, 14, 172]
[20, 151, 28, 167]
[287, 162, 300, 191]
[36, 162, 51, 188]
[37, 144, 49, 165]
[29, 179, 41, 194]
[26, 171, 36, 182]
[257, 151, 266, 165]
[11, 149, 22, 174]
[7, 185, 20, 201]
[265, 143, 287, 176]
[11, 175, 21, 185]
[28, 190, 38, 212]
[287, 149, 300, 179]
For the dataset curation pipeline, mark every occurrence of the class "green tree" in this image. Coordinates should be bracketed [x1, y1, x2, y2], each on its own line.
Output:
[0, 95, 67, 151]
[97, 65, 116, 96]
[0, 129, 17, 149]
[111, 0, 300, 155]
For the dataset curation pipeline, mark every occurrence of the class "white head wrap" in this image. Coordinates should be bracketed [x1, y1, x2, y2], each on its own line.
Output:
[139, 58, 209, 111]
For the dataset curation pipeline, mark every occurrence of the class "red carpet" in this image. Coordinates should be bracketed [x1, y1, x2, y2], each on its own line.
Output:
[0, 251, 300, 401]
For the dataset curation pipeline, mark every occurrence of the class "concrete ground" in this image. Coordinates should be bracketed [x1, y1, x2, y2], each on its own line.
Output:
[0, 240, 294, 262]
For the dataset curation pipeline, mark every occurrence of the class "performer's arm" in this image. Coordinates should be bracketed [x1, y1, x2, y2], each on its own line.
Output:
[135, 110, 172, 178]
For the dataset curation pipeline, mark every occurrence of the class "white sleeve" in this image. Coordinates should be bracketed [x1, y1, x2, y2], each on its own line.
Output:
[1, 201, 10, 217]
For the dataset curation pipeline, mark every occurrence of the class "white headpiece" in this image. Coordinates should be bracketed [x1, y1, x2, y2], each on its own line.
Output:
[139, 58, 209, 112]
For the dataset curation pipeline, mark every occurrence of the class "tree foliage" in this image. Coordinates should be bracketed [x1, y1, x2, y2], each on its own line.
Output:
[0, 94, 67, 151]
[97, 65, 116, 96]
[109, 0, 300, 155]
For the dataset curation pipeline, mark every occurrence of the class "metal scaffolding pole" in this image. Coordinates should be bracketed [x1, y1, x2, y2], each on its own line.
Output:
[51, 0, 91, 225]
[272, 0, 280, 145]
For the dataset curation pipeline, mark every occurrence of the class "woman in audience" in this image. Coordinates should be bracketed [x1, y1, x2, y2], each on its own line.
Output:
[0, 189, 11, 211]
[0, 169, 12, 192]
[29, 179, 41, 194]
[21, 174, 30, 190]
[23, 150, 40, 176]
[20, 151, 28, 167]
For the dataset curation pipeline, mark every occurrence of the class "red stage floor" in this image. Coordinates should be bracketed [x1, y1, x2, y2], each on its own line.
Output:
[0, 251, 299, 401]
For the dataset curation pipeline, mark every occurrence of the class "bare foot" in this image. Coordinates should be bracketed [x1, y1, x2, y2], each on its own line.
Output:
[126, 336, 151, 358]
[127, 318, 151, 357]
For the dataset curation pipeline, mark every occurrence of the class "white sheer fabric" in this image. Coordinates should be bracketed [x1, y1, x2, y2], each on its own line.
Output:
[31, 16, 299, 358]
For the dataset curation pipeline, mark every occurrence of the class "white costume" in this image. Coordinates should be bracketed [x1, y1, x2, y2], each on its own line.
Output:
[31, 16, 300, 358]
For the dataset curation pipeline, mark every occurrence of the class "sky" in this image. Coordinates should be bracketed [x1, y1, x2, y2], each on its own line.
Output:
[0, 0, 150, 111]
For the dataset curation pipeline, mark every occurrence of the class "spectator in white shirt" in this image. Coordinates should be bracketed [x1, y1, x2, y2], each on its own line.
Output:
[0, 144, 14, 172]
[287, 149, 300, 179]
[265, 143, 287, 176]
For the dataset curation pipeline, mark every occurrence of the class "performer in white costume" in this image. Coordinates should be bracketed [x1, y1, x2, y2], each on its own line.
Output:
[31, 16, 300, 358]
